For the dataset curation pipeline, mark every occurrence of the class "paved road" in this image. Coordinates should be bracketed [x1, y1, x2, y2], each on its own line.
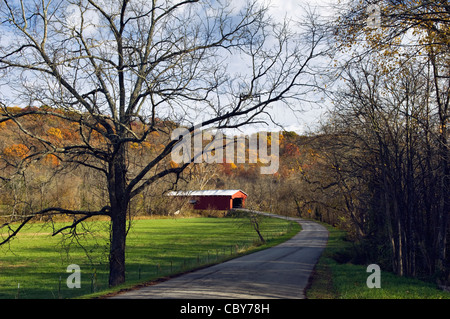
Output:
[111, 213, 328, 299]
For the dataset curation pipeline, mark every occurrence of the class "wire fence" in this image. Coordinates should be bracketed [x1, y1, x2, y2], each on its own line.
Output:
[10, 220, 295, 299]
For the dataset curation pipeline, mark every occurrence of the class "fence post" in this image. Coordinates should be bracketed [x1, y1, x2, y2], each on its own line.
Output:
[16, 283, 20, 299]
[58, 275, 62, 299]
[91, 269, 97, 293]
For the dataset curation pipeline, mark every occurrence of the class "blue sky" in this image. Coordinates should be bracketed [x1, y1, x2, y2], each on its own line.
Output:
[234, 0, 337, 134]
[0, 0, 339, 135]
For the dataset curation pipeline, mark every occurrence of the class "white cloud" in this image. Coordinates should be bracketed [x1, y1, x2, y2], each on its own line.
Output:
[66, 3, 100, 36]
[263, 0, 338, 23]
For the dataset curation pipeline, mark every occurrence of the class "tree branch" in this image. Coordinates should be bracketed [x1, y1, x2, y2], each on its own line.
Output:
[0, 206, 111, 245]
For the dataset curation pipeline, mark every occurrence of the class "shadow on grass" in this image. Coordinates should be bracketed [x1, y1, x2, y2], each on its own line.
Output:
[306, 221, 450, 299]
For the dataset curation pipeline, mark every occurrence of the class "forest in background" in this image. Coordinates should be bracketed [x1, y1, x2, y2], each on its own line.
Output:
[0, 107, 316, 220]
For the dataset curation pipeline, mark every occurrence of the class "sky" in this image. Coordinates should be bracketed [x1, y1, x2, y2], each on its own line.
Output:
[0, 0, 340, 136]
[235, 0, 338, 135]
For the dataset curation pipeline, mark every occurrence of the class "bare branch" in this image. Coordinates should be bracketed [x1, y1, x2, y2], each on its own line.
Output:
[0, 206, 110, 245]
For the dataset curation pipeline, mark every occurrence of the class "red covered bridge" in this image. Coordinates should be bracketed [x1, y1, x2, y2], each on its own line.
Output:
[167, 189, 248, 211]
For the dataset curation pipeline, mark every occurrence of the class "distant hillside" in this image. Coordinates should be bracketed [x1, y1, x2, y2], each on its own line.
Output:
[0, 105, 321, 220]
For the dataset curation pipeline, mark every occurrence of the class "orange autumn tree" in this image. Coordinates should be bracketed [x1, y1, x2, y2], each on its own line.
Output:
[3, 144, 29, 160]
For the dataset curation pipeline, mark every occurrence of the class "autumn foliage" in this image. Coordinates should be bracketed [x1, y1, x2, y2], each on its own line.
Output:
[0, 106, 316, 220]
[3, 143, 29, 159]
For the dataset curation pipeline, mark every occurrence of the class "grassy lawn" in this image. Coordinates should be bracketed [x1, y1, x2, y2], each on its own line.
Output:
[0, 215, 299, 299]
[306, 222, 450, 299]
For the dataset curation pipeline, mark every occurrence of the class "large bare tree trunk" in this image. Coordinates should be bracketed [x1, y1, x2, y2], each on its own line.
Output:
[109, 204, 127, 287]
[107, 144, 129, 287]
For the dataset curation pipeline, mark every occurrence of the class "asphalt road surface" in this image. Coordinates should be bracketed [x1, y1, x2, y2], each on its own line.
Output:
[111, 213, 328, 299]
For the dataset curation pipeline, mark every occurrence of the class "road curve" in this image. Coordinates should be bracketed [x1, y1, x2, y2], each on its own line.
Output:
[111, 213, 328, 299]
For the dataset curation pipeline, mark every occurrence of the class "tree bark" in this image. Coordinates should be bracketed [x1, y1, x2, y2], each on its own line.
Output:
[107, 144, 129, 287]
[109, 203, 127, 287]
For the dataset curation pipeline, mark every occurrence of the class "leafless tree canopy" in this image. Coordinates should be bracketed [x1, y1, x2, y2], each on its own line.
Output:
[305, 0, 450, 284]
[0, 0, 330, 286]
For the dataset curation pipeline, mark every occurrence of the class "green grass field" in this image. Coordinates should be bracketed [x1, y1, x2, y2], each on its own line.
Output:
[0, 215, 299, 299]
[306, 222, 450, 299]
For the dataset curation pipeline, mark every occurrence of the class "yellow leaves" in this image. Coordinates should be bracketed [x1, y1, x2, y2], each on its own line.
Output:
[3, 144, 60, 167]
[309, 149, 321, 158]
[331, 164, 341, 171]
[4, 106, 23, 114]
[130, 142, 140, 149]
[47, 127, 63, 140]
[43, 154, 60, 167]
[3, 143, 29, 159]
[338, 0, 449, 72]
[150, 131, 160, 138]
[128, 141, 156, 154]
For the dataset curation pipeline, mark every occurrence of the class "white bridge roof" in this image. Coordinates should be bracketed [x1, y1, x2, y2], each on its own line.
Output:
[167, 189, 247, 196]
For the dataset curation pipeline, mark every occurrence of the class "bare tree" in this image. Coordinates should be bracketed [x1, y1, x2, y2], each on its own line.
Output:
[315, 46, 449, 281]
[0, 0, 329, 286]
[311, 0, 449, 283]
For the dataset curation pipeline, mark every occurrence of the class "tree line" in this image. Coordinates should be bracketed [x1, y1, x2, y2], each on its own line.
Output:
[299, 0, 449, 284]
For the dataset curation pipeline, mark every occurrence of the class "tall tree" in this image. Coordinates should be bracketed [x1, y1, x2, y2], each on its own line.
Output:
[323, 0, 449, 282]
[0, 0, 328, 286]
